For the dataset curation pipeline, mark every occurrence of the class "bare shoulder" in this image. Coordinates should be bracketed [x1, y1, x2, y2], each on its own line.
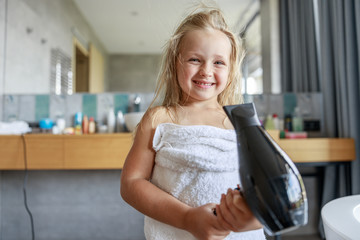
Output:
[139, 106, 173, 131]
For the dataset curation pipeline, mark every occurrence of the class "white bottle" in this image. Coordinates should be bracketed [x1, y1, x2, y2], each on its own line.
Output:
[107, 108, 116, 133]
[292, 107, 303, 132]
[116, 111, 125, 132]
[272, 113, 280, 130]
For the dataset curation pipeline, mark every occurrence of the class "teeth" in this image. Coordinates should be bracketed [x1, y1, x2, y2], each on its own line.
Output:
[194, 81, 213, 86]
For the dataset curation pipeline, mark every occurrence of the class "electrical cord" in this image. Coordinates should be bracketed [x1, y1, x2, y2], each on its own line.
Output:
[21, 134, 35, 240]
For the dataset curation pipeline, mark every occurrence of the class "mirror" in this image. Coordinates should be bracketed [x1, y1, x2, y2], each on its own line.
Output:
[0, 0, 262, 95]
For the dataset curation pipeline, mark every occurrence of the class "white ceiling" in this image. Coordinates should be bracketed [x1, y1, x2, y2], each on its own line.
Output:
[73, 0, 257, 54]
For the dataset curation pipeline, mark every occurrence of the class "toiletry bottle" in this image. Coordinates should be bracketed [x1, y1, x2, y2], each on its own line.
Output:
[264, 114, 275, 130]
[107, 108, 116, 133]
[56, 118, 66, 134]
[89, 117, 96, 134]
[284, 114, 293, 132]
[82, 115, 89, 134]
[272, 113, 280, 130]
[116, 111, 125, 132]
[74, 112, 83, 135]
[292, 107, 303, 132]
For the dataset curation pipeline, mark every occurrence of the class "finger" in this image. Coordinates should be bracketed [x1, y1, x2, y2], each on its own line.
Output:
[232, 190, 252, 214]
[219, 192, 237, 229]
[215, 204, 237, 232]
[226, 190, 245, 223]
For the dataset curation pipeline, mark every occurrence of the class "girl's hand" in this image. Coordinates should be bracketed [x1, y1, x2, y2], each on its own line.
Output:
[215, 188, 263, 232]
[183, 203, 230, 240]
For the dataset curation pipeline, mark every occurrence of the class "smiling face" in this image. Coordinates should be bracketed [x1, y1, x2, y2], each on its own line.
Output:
[176, 29, 232, 104]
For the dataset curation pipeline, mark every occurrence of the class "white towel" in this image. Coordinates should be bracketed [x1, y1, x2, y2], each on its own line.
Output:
[0, 121, 31, 135]
[144, 123, 266, 240]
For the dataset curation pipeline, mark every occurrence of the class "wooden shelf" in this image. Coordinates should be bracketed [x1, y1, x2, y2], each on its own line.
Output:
[267, 130, 356, 163]
[0, 131, 355, 170]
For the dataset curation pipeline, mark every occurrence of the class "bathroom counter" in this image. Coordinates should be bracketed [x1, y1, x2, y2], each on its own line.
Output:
[0, 133, 133, 170]
[0, 132, 355, 170]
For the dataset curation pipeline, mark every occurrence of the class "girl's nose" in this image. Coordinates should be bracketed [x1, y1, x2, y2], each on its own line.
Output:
[199, 65, 212, 78]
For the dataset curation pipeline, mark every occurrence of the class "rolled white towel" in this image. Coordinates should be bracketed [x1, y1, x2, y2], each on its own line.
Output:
[0, 121, 31, 135]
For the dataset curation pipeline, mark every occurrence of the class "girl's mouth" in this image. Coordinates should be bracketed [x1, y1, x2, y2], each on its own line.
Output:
[193, 80, 215, 87]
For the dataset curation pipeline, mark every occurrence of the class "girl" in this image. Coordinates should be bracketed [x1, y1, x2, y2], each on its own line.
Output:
[121, 6, 265, 240]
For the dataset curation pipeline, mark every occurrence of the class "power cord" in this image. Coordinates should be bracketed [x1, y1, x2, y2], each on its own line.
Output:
[21, 134, 35, 240]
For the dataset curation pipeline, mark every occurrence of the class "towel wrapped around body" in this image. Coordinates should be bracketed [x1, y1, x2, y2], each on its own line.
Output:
[144, 123, 266, 240]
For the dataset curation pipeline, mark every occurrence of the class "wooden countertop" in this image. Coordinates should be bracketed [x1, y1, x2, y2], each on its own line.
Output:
[0, 131, 355, 170]
[0, 133, 133, 170]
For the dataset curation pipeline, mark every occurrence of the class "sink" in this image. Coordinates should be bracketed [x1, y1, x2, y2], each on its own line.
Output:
[322, 195, 360, 240]
[354, 204, 360, 223]
[124, 112, 145, 132]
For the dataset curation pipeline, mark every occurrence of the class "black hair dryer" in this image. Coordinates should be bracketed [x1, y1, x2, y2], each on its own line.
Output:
[224, 103, 308, 236]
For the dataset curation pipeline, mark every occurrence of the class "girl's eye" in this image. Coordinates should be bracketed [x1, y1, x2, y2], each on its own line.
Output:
[215, 61, 225, 65]
[189, 58, 200, 62]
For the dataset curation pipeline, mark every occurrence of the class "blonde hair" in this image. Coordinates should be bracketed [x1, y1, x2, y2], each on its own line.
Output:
[148, 5, 244, 118]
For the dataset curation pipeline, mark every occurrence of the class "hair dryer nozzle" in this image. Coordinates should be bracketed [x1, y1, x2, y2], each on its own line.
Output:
[223, 103, 261, 131]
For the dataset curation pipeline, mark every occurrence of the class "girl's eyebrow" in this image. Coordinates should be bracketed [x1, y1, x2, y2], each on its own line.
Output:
[185, 52, 228, 59]
[214, 54, 228, 59]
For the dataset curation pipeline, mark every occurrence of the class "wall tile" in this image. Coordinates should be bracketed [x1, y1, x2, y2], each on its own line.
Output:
[35, 95, 50, 121]
[268, 94, 284, 118]
[114, 93, 128, 115]
[65, 94, 82, 127]
[97, 93, 114, 124]
[243, 94, 254, 103]
[138, 92, 155, 112]
[49, 94, 66, 120]
[19, 95, 35, 122]
[283, 93, 297, 116]
[82, 94, 97, 119]
[252, 94, 268, 122]
[3, 95, 19, 121]
[0, 95, 3, 121]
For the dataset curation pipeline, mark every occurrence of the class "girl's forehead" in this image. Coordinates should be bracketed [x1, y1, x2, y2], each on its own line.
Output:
[179, 29, 232, 55]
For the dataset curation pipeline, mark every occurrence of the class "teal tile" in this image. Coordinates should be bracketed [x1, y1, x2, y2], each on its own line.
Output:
[82, 94, 97, 119]
[114, 94, 129, 114]
[283, 93, 297, 116]
[35, 95, 50, 121]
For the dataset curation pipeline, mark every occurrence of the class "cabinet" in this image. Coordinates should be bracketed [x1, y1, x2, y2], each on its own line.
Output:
[0, 133, 133, 170]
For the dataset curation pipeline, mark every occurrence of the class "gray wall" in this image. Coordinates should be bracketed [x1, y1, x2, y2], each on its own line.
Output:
[0, 0, 108, 94]
[0, 170, 145, 240]
[109, 54, 161, 93]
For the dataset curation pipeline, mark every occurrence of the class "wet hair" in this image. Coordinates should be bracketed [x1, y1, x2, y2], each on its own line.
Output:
[152, 5, 244, 109]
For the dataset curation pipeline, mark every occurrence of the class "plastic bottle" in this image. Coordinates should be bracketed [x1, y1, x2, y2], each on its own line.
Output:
[272, 113, 280, 130]
[264, 114, 275, 130]
[74, 112, 83, 135]
[292, 107, 303, 132]
[116, 111, 126, 132]
[284, 114, 293, 132]
[107, 108, 116, 133]
[89, 117, 96, 134]
[82, 115, 89, 134]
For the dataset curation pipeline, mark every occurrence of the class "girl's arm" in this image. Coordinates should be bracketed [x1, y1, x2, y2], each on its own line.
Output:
[215, 188, 263, 232]
[120, 109, 229, 240]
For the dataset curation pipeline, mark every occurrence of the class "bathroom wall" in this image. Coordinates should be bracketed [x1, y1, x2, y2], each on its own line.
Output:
[0, 0, 108, 95]
[109, 54, 162, 93]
